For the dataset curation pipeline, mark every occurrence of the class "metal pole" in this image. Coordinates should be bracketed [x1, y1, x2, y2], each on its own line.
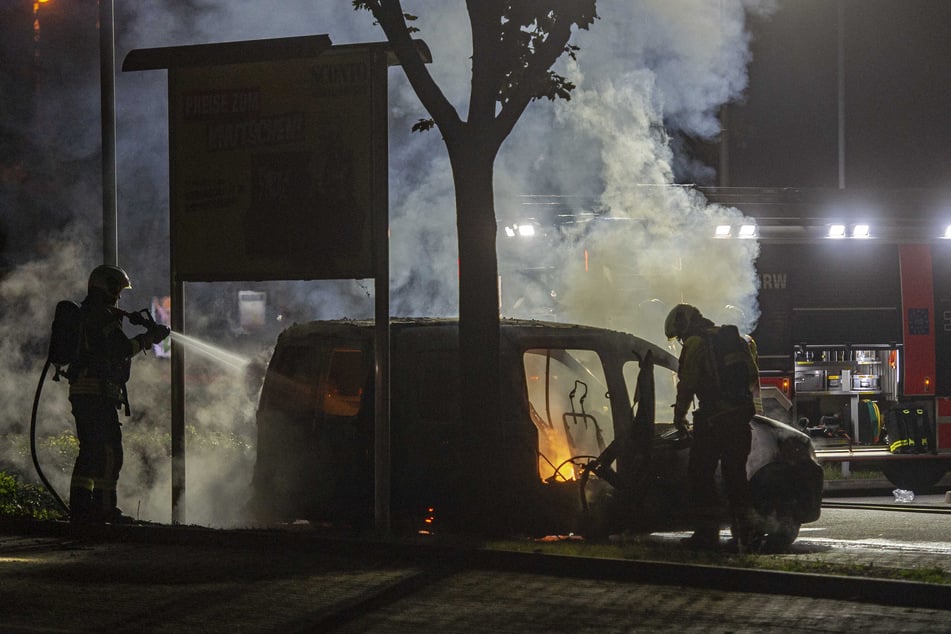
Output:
[171, 279, 185, 524]
[837, 0, 846, 190]
[717, 0, 730, 188]
[166, 71, 186, 526]
[371, 48, 391, 533]
[99, 0, 118, 265]
[719, 106, 730, 187]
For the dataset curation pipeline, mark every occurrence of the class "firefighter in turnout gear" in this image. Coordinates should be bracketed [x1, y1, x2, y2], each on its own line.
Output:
[68, 264, 170, 524]
[665, 304, 759, 551]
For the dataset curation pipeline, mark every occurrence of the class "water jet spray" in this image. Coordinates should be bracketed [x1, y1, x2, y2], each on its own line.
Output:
[170, 332, 250, 373]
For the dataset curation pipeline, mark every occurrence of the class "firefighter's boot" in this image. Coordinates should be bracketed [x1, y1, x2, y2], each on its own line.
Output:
[725, 509, 759, 553]
[101, 489, 134, 524]
[69, 485, 95, 524]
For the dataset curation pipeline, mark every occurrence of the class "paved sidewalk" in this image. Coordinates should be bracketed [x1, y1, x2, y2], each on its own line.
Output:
[1, 524, 949, 633]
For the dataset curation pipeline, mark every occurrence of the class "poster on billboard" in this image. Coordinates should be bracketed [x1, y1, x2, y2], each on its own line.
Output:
[165, 41, 386, 281]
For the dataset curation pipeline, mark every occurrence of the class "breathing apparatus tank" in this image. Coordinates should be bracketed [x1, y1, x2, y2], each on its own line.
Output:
[47, 300, 83, 382]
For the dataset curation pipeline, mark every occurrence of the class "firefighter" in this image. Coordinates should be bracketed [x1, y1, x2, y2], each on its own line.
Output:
[664, 304, 759, 551]
[68, 264, 170, 524]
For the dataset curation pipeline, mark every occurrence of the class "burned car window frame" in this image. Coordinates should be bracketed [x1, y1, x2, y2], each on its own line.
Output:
[523, 347, 615, 483]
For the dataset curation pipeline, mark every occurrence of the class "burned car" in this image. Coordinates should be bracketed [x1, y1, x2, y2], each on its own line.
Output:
[249, 319, 821, 548]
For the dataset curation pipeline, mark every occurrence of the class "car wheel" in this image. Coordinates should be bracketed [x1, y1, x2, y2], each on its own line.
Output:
[750, 508, 800, 553]
[749, 461, 810, 551]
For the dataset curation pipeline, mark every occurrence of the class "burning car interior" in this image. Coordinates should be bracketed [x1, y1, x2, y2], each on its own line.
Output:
[525, 347, 616, 483]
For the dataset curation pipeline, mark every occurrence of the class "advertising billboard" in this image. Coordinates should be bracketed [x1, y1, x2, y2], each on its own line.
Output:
[166, 42, 386, 281]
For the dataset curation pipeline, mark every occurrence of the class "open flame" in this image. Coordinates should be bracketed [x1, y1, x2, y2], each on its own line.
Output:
[538, 426, 580, 481]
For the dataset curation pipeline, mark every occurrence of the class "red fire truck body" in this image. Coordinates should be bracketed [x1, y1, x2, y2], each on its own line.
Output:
[753, 239, 951, 489]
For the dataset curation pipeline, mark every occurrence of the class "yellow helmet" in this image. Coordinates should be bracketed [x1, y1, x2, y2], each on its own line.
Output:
[664, 304, 702, 340]
[87, 264, 131, 303]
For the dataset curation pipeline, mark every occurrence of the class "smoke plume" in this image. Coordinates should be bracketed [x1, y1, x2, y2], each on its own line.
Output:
[0, 1, 774, 526]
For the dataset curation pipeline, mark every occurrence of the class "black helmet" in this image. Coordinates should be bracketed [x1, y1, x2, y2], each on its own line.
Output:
[664, 303, 702, 341]
[87, 264, 131, 303]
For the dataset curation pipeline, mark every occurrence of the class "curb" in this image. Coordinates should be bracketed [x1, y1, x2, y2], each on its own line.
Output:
[3, 518, 950, 611]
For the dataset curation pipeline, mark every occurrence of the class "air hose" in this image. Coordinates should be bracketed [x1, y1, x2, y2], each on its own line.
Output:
[30, 357, 70, 516]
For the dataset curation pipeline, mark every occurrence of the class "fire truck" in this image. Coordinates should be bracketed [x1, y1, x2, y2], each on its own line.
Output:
[705, 187, 951, 491]
[499, 188, 951, 491]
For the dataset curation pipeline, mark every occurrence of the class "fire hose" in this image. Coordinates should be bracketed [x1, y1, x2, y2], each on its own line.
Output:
[30, 356, 70, 515]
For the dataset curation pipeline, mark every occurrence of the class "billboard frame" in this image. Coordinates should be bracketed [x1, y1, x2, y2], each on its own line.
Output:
[124, 35, 430, 528]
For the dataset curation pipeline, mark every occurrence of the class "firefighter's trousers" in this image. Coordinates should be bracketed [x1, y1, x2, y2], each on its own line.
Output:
[688, 404, 755, 541]
[69, 395, 124, 521]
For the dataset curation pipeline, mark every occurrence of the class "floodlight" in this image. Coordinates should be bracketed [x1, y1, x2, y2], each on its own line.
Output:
[828, 224, 846, 238]
[738, 224, 757, 238]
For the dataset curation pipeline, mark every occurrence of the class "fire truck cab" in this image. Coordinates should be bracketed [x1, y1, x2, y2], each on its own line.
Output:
[250, 318, 822, 547]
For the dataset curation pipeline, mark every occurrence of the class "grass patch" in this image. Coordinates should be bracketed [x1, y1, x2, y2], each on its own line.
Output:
[0, 471, 65, 521]
[767, 558, 949, 584]
[0, 424, 254, 522]
[822, 462, 886, 481]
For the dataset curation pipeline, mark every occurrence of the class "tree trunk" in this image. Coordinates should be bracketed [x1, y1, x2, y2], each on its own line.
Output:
[447, 135, 504, 528]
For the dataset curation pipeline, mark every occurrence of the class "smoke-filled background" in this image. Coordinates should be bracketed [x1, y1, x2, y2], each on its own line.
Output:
[0, 0, 774, 526]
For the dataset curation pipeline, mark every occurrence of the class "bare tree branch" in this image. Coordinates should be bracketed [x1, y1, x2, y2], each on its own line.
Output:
[356, 0, 464, 139]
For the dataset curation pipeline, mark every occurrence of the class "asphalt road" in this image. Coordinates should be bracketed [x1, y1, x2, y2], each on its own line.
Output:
[815, 493, 951, 541]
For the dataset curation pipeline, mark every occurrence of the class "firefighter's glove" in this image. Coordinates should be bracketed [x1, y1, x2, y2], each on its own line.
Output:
[137, 325, 171, 348]
[150, 324, 171, 344]
[125, 310, 150, 327]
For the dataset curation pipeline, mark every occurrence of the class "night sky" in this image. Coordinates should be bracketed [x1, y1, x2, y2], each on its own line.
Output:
[727, 0, 951, 190]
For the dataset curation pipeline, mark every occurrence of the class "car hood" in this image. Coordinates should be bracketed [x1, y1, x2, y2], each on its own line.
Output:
[748, 414, 817, 477]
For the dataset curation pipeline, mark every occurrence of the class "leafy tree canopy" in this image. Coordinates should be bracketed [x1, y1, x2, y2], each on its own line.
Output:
[353, 1, 597, 137]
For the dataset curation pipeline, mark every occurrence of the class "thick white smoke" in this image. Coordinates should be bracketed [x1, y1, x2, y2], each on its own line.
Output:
[493, 0, 775, 338]
[1, 0, 774, 526]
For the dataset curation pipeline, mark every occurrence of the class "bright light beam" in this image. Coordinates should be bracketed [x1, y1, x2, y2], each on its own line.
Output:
[169, 332, 250, 372]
